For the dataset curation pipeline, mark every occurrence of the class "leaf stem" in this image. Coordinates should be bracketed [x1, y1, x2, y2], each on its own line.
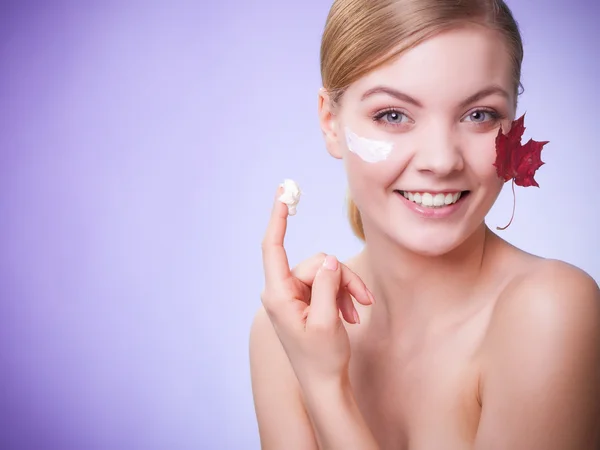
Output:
[496, 179, 516, 231]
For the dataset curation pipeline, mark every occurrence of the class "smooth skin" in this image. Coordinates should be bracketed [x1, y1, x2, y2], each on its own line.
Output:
[255, 189, 378, 449]
[250, 25, 600, 450]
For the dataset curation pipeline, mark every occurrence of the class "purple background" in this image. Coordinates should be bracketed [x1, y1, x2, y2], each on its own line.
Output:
[0, 1, 598, 448]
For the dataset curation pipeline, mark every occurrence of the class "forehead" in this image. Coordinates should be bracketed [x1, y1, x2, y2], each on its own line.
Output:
[345, 24, 514, 105]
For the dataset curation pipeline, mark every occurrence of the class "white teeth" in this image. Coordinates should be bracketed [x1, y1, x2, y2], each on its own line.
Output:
[422, 193, 433, 207]
[400, 191, 463, 208]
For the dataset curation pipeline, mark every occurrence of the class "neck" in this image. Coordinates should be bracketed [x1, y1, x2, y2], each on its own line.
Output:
[355, 223, 498, 334]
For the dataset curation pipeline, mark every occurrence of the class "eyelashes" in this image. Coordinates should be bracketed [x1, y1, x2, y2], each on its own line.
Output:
[372, 108, 410, 126]
[371, 107, 505, 130]
[372, 108, 411, 127]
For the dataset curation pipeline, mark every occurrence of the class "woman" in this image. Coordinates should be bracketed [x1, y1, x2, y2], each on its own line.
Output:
[250, 1, 600, 448]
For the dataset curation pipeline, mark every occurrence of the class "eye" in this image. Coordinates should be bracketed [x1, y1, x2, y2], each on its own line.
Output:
[372, 108, 410, 127]
[463, 109, 500, 124]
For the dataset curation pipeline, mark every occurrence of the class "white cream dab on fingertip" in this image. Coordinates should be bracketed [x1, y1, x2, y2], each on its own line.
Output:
[278, 179, 302, 216]
[344, 126, 393, 163]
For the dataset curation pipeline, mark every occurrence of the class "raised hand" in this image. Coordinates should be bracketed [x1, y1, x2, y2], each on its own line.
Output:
[260, 183, 374, 387]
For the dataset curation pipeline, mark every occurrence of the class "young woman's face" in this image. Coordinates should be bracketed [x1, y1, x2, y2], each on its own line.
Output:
[319, 25, 517, 255]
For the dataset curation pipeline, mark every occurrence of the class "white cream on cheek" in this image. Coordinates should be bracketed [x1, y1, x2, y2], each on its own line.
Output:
[344, 126, 394, 163]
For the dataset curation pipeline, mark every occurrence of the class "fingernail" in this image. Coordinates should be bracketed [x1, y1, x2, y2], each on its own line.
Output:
[353, 310, 360, 324]
[323, 255, 338, 271]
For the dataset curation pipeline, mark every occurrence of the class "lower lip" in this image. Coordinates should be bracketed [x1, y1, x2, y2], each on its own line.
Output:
[394, 191, 469, 219]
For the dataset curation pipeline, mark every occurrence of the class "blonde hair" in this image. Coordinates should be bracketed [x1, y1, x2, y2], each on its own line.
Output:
[320, 0, 524, 241]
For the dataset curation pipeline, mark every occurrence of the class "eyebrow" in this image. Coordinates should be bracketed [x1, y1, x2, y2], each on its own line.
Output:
[360, 85, 510, 108]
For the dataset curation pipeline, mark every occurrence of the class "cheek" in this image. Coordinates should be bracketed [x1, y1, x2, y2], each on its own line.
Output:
[343, 154, 401, 203]
[344, 156, 374, 189]
[465, 136, 500, 182]
[340, 129, 402, 196]
[340, 130, 412, 187]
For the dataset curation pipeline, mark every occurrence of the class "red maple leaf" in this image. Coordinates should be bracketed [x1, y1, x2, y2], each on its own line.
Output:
[493, 113, 549, 230]
[494, 113, 549, 187]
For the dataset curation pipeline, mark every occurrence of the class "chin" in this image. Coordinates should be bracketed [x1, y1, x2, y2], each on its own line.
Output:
[362, 204, 486, 257]
[388, 226, 474, 257]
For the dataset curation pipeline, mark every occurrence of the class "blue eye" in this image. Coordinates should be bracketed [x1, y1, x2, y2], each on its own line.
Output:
[464, 110, 500, 123]
[373, 109, 409, 126]
[371, 108, 503, 130]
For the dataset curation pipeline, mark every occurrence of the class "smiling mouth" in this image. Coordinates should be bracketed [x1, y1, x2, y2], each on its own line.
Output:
[395, 190, 471, 208]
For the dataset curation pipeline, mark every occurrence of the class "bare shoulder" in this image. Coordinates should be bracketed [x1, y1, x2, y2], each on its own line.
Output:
[249, 306, 318, 450]
[484, 257, 600, 364]
[490, 258, 600, 337]
[474, 259, 600, 449]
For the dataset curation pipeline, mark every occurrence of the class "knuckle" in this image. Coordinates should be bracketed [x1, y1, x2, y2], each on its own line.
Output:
[260, 290, 277, 310]
[260, 288, 287, 318]
[291, 259, 306, 273]
[261, 301, 280, 318]
[260, 239, 270, 252]
[311, 252, 327, 265]
[341, 263, 356, 278]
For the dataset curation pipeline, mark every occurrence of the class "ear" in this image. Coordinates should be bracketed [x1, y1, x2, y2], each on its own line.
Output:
[318, 88, 343, 159]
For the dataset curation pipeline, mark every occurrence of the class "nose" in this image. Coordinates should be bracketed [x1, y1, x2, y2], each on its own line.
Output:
[412, 125, 464, 176]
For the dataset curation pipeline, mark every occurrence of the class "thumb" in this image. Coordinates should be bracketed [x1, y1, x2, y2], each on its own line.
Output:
[306, 254, 342, 328]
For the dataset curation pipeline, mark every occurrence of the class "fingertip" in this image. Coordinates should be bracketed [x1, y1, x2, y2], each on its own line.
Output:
[273, 184, 283, 205]
[322, 254, 339, 271]
[366, 288, 375, 304]
[272, 190, 290, 218]
[275, 184, 284, 198]
[351, 286, 374, 306]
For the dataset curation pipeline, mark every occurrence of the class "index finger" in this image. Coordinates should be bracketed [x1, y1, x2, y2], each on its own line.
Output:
[261, 185, 292, 286]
